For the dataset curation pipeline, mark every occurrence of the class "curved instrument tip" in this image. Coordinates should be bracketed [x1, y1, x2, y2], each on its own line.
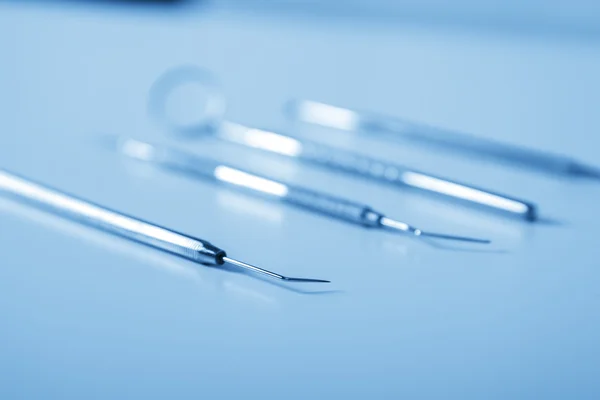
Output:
[417, 230, 491, 244]
[223, 256, 329, 283]
[380, 217, 490, 244]
[281, 277, 331, 283]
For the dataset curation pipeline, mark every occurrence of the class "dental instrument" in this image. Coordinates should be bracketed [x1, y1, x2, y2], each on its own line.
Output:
[287, 99, 600, 180]
[148, 66, 538, 221]
[0, 169, 328, 283]
[116, 137, 490, 244]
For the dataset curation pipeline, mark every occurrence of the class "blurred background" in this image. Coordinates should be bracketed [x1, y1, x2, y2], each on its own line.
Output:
[218, 0, 600, 38]
[2, 1, 600, 399]
[15, 0, 600, 36]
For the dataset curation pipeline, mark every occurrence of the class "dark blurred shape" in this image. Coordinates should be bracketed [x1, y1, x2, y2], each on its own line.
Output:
[218, 0, 600, 41]
[9, 0, 190, 5]
[53, 0, 186, 2]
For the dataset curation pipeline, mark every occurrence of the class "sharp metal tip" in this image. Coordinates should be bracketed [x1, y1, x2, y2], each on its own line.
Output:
[379, 217, 490, 244]
[281, 277, 331, 283]
[222, 256, 329, 283]
[417, 230, 491, 244]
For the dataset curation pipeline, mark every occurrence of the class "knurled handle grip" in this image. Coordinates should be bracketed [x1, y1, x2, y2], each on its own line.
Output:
[296, 140, 536, 221]
[120, 139, 385, 227]
[299, 141, 408, 184]
[283, 186, 380, 227]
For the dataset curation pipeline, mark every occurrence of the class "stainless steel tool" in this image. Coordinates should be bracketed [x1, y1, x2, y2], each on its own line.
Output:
[0, 169, 328, 283]
[148, 65, 538, 221]
[116, 137, 490, 244]
[287, 99, 600, 180]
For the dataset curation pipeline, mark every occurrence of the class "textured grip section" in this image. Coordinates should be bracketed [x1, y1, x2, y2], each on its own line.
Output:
[284, 186, 380, 227]
[299, 142, 407, 184]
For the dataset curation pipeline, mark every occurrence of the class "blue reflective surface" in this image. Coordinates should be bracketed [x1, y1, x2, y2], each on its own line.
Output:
[1, 2, 600, 399]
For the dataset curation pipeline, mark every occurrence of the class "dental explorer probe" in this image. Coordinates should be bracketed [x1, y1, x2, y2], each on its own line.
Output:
[0, 169, 328, 283]
[214, 122, 537, 221]
[287, 100, 600, 180]
[148, 66, 538, 221]
[116, 137, 490, 244]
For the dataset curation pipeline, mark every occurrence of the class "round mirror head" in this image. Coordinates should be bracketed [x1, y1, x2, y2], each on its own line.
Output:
[148, 66, 226, 137]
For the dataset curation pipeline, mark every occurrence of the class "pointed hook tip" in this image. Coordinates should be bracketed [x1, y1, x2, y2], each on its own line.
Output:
[223, 256, 329, 283]
[418, 231, 491, 244]
[282, 277, 331, 283]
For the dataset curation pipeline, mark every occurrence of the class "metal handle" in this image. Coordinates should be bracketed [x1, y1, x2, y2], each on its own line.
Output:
[299, 140, 408, 182]
[283, 186, 381, 227]
[301, 141, 536, 220]
[373, 117, 574, 173]
[289, 99, 600, 178]
[219, 122, 407, 183]
[217, 124, 537, 220]
[119, 138, 383, 227]
[181, 158, 383, 227]
[117, 138, 492, 244]
[0, 169, 225, 265]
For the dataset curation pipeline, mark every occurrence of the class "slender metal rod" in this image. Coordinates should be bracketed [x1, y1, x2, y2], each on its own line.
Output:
[0, 169, 329, 284]
[287, 99, 600, 180]
[215, 122, 537, 221]
[147, 66, 537, 221]
[223, 257, 330, 282]
[116, 137, 490, 244]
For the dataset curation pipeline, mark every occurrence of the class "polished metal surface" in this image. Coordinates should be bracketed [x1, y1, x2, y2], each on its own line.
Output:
[117, 137, 490, 244]
[288, 99, 600, 180]
[217, 122, 537, 221]
[222, 257, 330, 282]
[5, 6, 600, 397]
[148, 66, 538, 221]
[0, 169, 328, 283]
